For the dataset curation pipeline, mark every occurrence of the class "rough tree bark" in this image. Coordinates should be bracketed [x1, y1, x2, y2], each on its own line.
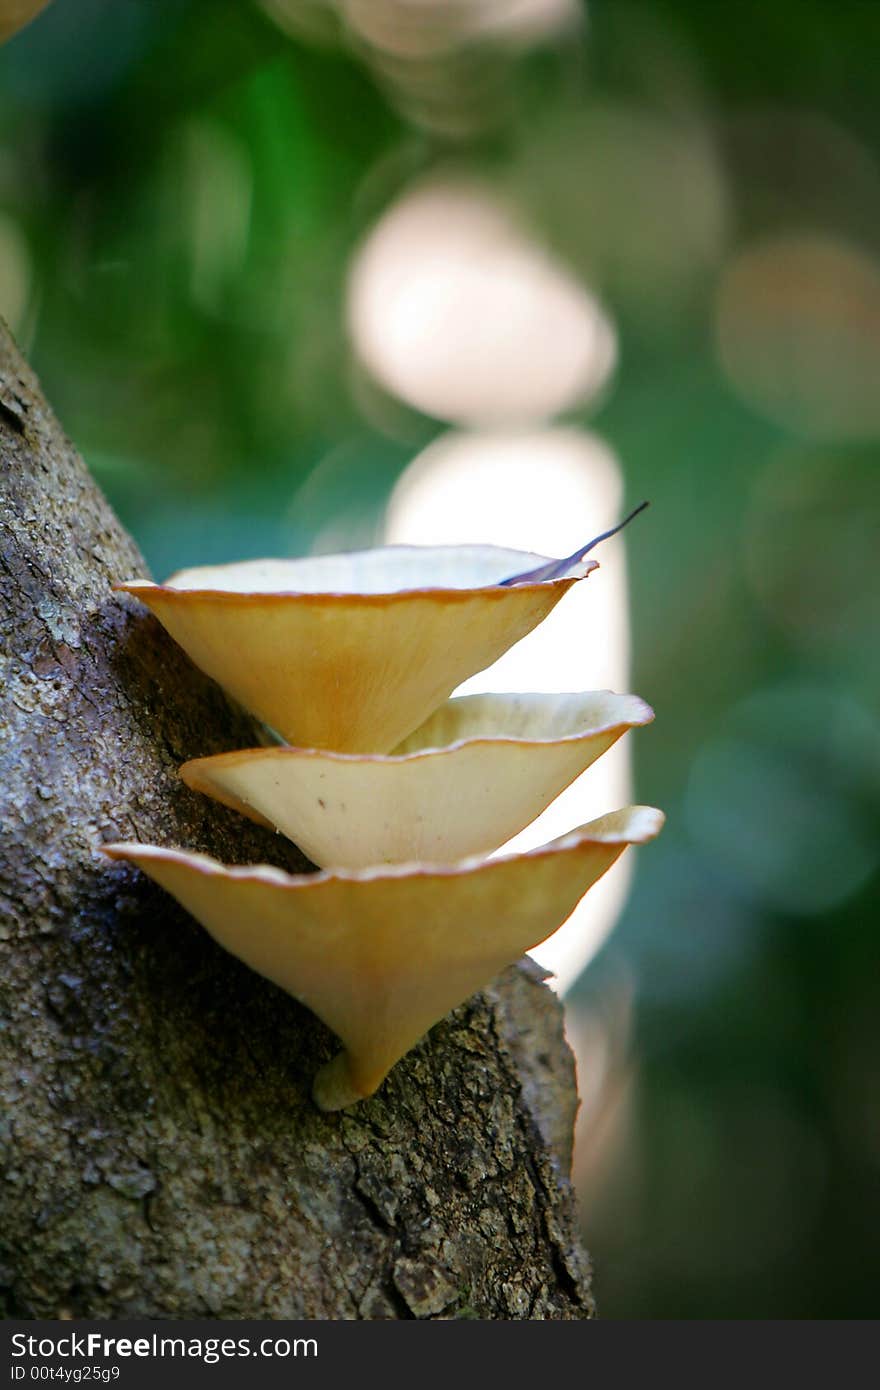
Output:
[0, 320, 594, 1320]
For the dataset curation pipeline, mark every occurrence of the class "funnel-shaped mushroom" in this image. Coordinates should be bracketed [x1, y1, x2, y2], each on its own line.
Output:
[180, 690, 654, 869]
[103, 805, 664, 1110]
[0, 1, 51, 44]
[116, 546, 597, 753]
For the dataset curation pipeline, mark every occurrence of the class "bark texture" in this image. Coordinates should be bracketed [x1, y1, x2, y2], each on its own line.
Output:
[0, 320, 593, 1320]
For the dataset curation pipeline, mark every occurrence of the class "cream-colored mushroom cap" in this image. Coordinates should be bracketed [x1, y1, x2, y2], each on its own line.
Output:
[117, 546, 597, 753]
[103, 805, 664, 1110]
[180, 690, 654, 869]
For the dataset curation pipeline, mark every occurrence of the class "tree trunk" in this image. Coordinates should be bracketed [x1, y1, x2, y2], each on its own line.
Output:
[0, 320, 594, 1320]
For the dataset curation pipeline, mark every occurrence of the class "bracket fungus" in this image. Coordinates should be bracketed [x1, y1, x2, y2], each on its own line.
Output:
[179, 690, 655, 870]
[109, 515, 662, 1110]
[104, 808, 664, 1111]
[0, 1, 51, 44]
[116, 544, 599, 753]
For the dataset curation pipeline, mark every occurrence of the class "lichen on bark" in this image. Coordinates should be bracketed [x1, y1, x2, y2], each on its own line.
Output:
[0, 319, 594, 1320]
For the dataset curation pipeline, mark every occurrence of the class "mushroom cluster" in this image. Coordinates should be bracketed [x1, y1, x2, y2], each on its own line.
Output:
[105, 530, 663, 1110]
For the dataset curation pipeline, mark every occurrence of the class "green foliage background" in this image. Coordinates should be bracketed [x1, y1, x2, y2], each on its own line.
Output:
[3, 0, 878, 1317]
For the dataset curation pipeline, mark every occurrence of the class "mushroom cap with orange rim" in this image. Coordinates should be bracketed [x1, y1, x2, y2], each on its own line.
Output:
[116, 545, 597, 753]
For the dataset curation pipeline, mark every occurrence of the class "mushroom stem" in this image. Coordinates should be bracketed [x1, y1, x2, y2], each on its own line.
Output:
[312, 1051, 369, 1112]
